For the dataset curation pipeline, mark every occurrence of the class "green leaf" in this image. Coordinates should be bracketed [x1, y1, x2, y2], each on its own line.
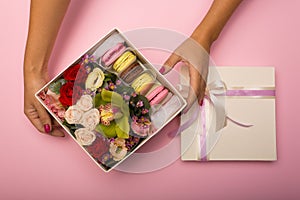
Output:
[62, 120, 79, 138]
[129, 94, 151, 118]
[93, 93, 106, 108]
[101, 89, 113, 102]
[49, 79, 66, 94]
[115, 116, 130, 139]
[101, 89, 124, 106]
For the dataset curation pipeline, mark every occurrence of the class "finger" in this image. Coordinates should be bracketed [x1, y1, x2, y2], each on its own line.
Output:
[51, 119, 65, 137]
[35, 103, 65, 137]
[197, 65, 208, 106]
[52, 119, 61, 127]
[34, 101, 52, 134]
[197, 78, 207, 106]
[183, 66, 199, 113]
[160, 53, 181, 75]
[25, 105, 48, 133]
[183, 64, 203, 113]
[51, 128, 65, 137]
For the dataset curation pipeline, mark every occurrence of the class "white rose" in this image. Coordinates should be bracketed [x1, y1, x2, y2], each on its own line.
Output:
[79, 108, 100, 130]
[64, 105, 83, 124]
[85, 68, 105, 91]
[109, 138, 128, 161]
[76, 95, 93, 111]
[74, 128, 96, 146]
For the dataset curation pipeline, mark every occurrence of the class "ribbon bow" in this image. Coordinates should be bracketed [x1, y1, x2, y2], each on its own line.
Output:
[177, 79, 255, 160]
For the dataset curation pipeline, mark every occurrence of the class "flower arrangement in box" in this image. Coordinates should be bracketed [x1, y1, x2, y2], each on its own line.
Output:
[38, 54, 152, 170]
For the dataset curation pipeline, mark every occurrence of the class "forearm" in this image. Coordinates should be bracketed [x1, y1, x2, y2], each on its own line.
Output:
[24, 0, 70, 74]
[191, 0, 243, 49]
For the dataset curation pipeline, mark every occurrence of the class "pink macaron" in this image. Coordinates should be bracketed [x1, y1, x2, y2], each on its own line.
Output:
[101, 42, 126, 67]
[146, 85, 169, 106]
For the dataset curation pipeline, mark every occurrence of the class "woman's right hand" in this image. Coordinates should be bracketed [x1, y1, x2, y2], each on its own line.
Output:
[24, 69, 65, 137]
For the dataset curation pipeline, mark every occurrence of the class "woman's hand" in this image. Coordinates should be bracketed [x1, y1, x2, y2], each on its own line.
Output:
[160, 34, 211, 113]
[160, 0, 243, 112]
[24, 0, 70, 135]
[24, 69, 64, 137]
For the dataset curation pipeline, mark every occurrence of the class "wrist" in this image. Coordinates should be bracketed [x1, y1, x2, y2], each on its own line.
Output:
[24, 63, 48, 79]
[24, 58, 48, 73]
[190, 27, 215, 52]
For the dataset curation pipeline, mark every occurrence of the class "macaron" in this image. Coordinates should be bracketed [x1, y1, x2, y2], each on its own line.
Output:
[146, 85, 169, 106]
[149, 92, 173, 114]
[131, 72, 155, 95]
[101, 42, 126, 67]
[113, 51, 136, 73]
[119, 62, 144, 84]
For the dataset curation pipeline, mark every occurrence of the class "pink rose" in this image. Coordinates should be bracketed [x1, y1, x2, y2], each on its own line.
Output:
[76, 95, 93, 111]
[64, 105, 83, 124]
[74, 128, 96, 146]
[79, 108, 100, 130]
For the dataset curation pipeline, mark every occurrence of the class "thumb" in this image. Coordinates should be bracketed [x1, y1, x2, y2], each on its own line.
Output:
[160, 53, 181, 75]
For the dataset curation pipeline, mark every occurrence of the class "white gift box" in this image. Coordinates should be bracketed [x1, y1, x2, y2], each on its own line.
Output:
[181, 67, 277, 161]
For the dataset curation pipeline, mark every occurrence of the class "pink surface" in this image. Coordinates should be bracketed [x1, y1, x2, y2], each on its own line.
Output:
[1, 0, 300, 199]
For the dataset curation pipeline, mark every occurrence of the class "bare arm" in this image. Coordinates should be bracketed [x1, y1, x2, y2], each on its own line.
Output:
[162, 0, 243, 112]
[24, 0, 70, 136]
[192, 0, 243, 50]
[24, 0, 70, 73]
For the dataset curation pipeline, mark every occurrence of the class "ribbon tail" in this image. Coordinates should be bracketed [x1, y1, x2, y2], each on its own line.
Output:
[226, 116, 253, 128]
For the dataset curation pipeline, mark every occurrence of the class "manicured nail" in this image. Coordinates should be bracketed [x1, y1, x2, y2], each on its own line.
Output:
[200, 99, 204, 106]
[159, 67, 165, 74]
[44, 124, 51, 133]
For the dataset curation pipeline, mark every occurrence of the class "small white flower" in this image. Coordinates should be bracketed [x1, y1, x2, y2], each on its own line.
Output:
[76, 95, 93, 111]
[79, 108, 100, 131]
[64, 105, 83, 124]
[74, 128, 96, 146]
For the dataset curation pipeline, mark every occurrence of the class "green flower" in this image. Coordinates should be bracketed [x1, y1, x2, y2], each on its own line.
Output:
[95, 89, 130, 139]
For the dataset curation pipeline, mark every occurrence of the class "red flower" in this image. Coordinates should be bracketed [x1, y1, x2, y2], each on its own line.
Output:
[85, 136, 109, 161]
[76, 66, 88, 86]
[63, 64, 80, 81]
[59, 82, 83, 106]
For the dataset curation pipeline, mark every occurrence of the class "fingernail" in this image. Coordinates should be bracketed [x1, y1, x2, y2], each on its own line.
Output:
[44, 124, 51, 133]
[159, 67, 165, 74]
[200, 99, 204, 106]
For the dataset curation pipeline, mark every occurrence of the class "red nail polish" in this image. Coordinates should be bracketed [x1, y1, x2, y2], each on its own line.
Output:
[44, 124, 51, 133]
[200, 99, 204, 106]
[159, 67, 165, 74]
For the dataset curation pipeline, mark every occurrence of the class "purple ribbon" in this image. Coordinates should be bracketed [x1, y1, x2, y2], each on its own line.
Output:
[225, 89, 275, 97]
[198, 88, 275, 161]
[175, 86, 276, 160]
[200, 100, 207, 161]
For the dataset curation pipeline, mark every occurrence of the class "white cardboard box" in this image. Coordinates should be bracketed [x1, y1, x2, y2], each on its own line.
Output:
[181, 67, 277, 161]
[36, 29, 187, 172]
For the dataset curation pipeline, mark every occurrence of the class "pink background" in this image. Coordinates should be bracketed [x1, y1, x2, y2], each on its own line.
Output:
[1, 0, 300, 199]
